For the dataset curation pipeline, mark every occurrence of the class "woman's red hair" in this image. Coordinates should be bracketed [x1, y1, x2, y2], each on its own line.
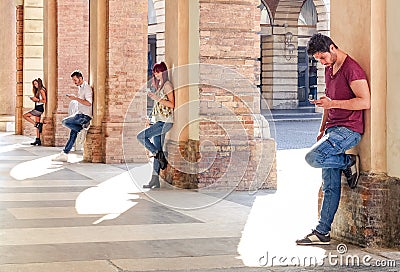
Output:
[152, 62, 169, 89]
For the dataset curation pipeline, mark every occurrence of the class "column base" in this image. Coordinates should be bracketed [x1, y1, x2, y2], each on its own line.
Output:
[160, 138, 277, 191]
[320, 174, 400, 249]
[41, 116, 55, 146]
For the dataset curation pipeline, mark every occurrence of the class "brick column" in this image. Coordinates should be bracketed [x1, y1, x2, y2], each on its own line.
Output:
[160, 0, 276, 190]
[15, 4, 24, 134]
[101, 0, 148, 163]
[196, 0, 276, 190]
[53, 0, 89, 146]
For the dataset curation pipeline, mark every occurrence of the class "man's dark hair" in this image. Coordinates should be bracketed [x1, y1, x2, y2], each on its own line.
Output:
[307, 33, 338, 56]
[70, 70, 83, 79]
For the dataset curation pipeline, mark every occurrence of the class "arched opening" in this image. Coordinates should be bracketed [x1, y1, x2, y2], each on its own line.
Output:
[258, 0, 274, 111]
[297, 0, 318, 106]
[259, 0, 329, 110]
[148, 0, 157, 80]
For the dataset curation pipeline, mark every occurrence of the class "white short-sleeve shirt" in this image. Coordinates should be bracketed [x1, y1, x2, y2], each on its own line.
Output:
[77, 81, 93, 117]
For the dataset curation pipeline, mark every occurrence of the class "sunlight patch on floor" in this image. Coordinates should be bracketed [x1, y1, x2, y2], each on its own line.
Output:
[9, 155, 66, 180]
[237, 148, 326, 267]
[0, 143, 22, 154]
[75, 163, 152, 224]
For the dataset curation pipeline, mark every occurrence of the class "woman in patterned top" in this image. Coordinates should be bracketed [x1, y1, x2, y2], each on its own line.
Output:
[137, 62, 175, 189]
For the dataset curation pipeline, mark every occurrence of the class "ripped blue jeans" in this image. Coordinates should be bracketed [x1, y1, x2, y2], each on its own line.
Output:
[305, 126, 361, 234]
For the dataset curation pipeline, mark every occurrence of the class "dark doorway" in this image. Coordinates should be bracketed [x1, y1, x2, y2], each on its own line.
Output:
[297, 46, 317, 107]
[148, 34, 156, 81]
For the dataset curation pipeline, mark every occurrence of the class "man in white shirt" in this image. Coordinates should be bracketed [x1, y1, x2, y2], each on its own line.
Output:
[53, 70, 93, 162]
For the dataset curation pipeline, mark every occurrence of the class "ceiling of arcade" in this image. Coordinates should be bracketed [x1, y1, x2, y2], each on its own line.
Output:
[262, 0, 327, 24]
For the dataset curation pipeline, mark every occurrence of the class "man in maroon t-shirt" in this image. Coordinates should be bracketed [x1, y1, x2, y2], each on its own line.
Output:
[296, 34, 371, 246]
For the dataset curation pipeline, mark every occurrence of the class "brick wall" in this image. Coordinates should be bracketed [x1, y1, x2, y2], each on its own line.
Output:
[192, 0, 276, 190]
[200, 0, 260, 81]
[319, 174, 400, 249]
[15, 5, 24, 135]
[101, 0, 148, 163]
[161, 139, 200, 189]
[53, 0, 89, 146]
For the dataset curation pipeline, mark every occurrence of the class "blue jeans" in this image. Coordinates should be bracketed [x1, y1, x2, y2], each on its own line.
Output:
[305, 126, 361, 234]
[137, 121, 173, 175]
[62, 114, 92, 154]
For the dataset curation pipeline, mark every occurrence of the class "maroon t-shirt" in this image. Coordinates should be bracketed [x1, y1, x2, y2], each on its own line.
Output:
[324, 55, 367, 134]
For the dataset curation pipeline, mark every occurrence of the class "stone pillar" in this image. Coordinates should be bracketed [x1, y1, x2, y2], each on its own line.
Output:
[315, 0, 330, 36]
[85, 0, 107, 162]
[165, 0, 190, 142]
[270, 1, 303, 109]
[270, 27, 298, 109]
[161, 0, 196, 188]
[0, 0, 16, 118]
[42, 0, 57, 145]
[387, 0, 400, 179]
[148, 0, 166, 62]
[328, 0, 400, 248]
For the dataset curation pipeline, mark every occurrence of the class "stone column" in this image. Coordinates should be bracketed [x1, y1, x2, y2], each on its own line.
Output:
[85, 0, 107, 162]
[42, 0, 57, 145]
[161, 0, 195, 188]
[270, 27, 298, 109]
[328, 0, 399, 248]
[0, 0, 16, 119]
[270, 1, 303, 109]
[165, 0, 190, 142]
[148, 0, 166, 62]
[387, 0, 400, 178]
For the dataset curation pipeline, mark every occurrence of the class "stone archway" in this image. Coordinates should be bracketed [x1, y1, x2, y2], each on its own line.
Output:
[260, 0, 330, 109]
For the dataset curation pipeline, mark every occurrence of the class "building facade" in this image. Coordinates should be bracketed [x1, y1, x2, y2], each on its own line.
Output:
[0, 0, 399, 249]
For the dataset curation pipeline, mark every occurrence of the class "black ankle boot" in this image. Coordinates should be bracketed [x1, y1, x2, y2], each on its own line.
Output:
[34, 122, 43, 133]
[155, 151, 168, 170]
[143, 175, 160, 189]
[30, 138, 41, 146]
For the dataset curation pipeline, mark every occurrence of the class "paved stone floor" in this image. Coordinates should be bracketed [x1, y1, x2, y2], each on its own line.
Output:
[0, 132, 398, 271]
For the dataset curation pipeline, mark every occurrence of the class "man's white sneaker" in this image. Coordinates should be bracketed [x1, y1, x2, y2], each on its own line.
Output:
[52, 152, 68, 162]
